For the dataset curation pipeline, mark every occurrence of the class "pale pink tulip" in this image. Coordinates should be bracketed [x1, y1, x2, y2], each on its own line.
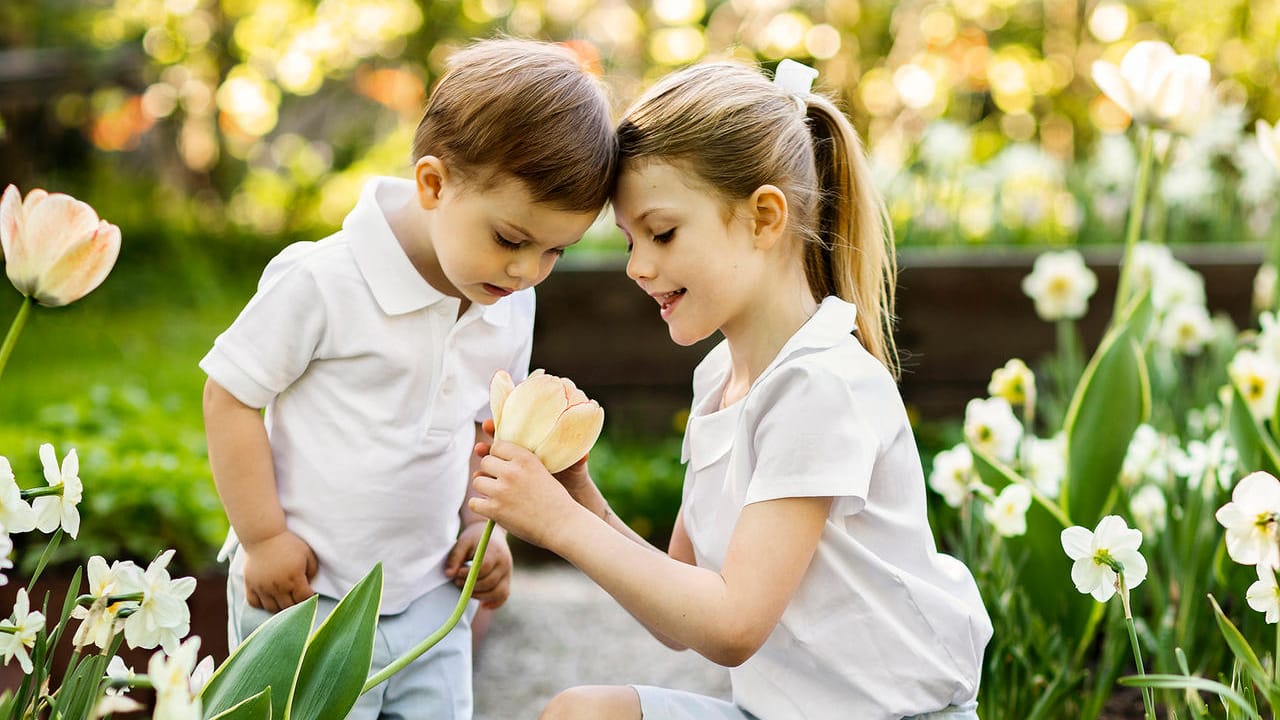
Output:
[0, 184, 121, 307]
[490, 369, 604, 473]
[1091, 41, 1212, 135]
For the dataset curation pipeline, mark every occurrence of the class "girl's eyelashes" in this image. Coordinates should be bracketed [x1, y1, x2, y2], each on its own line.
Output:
[653, 229, 675, 244]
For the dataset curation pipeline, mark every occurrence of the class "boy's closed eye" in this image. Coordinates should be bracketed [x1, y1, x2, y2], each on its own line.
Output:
[493, 231, 568, 256]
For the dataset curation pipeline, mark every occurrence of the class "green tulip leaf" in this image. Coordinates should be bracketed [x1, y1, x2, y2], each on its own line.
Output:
[1208, 594, 1278, 703]
[1228, 381, 1280, 476]
[1062, 292, 1151, 527]
[201, 596, 317, 720]
[211, 688, 272, 720]
[286, 564, 383, 720]
[1120, 674, 1260, 720]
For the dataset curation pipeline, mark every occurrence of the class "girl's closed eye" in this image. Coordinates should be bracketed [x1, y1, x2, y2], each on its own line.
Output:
[653, 229, 675, 244]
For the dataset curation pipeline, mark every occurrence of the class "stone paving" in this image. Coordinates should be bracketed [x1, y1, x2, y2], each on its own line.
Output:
[473, 562, 731, 719]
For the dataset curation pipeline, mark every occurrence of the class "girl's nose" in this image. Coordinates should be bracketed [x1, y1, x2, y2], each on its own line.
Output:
[625, 247, 653, 282]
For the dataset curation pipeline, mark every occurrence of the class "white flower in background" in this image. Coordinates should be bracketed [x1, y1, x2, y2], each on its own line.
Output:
[1021, 433, 1066, 498]
[97, 657, 146, 716]
[1259, 119, 1280, 174]
[1150, 259, 1206, 312]
[1061, 515, 1149, 602]
[72, 555, 138, 649]
[1129, 242, 1176, 295]
[1258, 265, 1279, 315]
[1228, 349, 1280, 422]
[964, 397, 1024, 463]
[148, 637, 204, 720]
[1235, 142, 1280, 209]
[1021, 250, 1098, 321]
[993, 144, 1065, 229]
[1216, 471, 1280, 569]
[1088, 132, 1138, 189]
[1130, 484, 1168, 537]
[122, 550, 196, 653]
[1257, 311, 1280, 362]
[988, 358, 1036, 409]
[1157, 303, 1215, 355]
[1248, 566, 1280, 624]
[929, 444, 981, 507]
[1186, 404, 1224, 437]
[1121, 424, 1179, 487]
[1159, 155, 1215, 215]
[31, 443, 82, 538]
[919, 120, 972, 169]
[0, 589, 46, 673]
[1091, 40, 1213, 135]
[1174, 430, 1239, 491]
[0, 457, 35, 533]
[984, 484, 1033, 537]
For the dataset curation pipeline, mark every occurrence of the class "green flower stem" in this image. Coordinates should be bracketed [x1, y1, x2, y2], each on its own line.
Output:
[21, 485, 64, 499]
[362, 519, 493, 694]
[1113, 127, 1155, 320]
[1118, 575, 1156, 720]
[0, 295, 33, 389]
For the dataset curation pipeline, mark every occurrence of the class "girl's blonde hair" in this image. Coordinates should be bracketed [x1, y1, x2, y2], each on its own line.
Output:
[617, 63, 899, 377]
[413, 39, 617, 213]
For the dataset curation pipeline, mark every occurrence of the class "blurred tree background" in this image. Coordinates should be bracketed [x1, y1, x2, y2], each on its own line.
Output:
[2, 0, 1278, 265]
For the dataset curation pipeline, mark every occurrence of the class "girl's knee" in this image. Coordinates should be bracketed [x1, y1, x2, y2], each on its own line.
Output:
[539, 685, 640, 720]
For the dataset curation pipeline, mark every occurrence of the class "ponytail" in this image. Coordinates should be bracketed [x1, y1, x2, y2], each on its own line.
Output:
[804, 97, 899, 379]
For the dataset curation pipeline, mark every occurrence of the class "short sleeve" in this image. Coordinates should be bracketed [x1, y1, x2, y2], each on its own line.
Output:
[199, 245, 327, 409]
[744, 363, 878, 517]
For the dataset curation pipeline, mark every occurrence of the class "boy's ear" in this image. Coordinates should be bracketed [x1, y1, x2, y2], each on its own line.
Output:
[414, 156, 449, 210]
[749, 184, 788, 250]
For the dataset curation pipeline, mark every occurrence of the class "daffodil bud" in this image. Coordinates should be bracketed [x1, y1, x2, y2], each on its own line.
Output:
[490, 369, 605, 473]
[1, 184, 121, 307]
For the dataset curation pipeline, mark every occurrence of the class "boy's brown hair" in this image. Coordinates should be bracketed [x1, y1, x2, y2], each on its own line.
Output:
[412, 39, 617, 213]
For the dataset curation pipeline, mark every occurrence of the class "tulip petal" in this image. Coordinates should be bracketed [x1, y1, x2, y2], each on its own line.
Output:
[1120, 41, 1176, 94]
[32, 220, 120, 307]
[495, 373, 568, 451]
[1091, 61, 1135, 117]
[535, 401, 605, 473]
[0, 185, 23, 267]
[490, 370, 515, 428]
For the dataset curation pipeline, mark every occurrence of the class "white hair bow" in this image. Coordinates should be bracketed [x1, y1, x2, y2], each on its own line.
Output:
[773, 59, 819, 111]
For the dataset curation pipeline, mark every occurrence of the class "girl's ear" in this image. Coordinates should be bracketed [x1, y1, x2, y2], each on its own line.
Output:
[749, 184, 788, 250]
[414, 156, 449, 210]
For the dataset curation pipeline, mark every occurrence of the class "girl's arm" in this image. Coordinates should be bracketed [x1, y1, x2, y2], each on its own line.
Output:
[203, 378, 317, 612]
[472, 441, 830, 666]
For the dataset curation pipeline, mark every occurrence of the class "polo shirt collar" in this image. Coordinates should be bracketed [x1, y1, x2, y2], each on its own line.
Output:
[345, 177, 446, 316]
[767, 295, 858, 369]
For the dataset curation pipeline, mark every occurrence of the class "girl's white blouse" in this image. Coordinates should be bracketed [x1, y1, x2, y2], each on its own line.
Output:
[680, 297, 992, 720]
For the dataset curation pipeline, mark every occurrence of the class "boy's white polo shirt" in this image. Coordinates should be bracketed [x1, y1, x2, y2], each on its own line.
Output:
[680, 297, 992, 719]
[201, 177, 534, 614]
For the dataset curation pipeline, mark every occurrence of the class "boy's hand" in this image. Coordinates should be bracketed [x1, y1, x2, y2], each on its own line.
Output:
[242, 530, 318, 613]
[444, 521, 512, 609]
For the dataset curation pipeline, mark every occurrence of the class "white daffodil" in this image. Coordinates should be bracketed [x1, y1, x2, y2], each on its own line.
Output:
[1260, 120, 1280, 175]
[984, 484, 1032, 537]
[0, 589, 46, 673]
[964, 396, 1023, 463]
[1130, 484, 1168, 538]
[96, 656, 146, 715]
[1091, 40, 1212, 135]
[1157, 303, 1215, 356]
[123, 550, 196, 653]
[1129, 242, 1176, 296]
[1121, 424, 1178, 488]
[0, 457, 36, 534]
[929, 444, 979, 507]
[148, 637, 204, 720]
[1021, 249, 1098, 321]
[1150, 259, 1206, 313]
[1061, 515, 1148, 602]
[0, 533, 11, 587]
[1021, 433, 1066, 499]
[988, 358, 1036, 410]
[1228, 349, 1280, 422]
[1173, 430, 1239, 492]
[31, 443, 82, 538]
[72, 556, 139, 649]
[1248, 566, 1280, 624]
[1217, 471, 1280, 569]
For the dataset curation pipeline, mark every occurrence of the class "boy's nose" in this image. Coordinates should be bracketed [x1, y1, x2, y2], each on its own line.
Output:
[507, 252, 540, 282]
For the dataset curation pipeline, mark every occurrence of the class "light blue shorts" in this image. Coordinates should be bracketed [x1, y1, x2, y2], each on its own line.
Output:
[228, 566, 475, 720]
[632, 686, 978, 720]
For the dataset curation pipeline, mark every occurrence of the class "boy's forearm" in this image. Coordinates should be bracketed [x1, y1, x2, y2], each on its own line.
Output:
[203, 379, 286, 546]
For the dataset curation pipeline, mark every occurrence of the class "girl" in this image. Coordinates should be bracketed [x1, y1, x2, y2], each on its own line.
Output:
[470, 60, 991, 720]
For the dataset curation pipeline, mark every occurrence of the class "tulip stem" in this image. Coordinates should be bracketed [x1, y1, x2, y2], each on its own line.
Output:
[362, 519, 493, 694]
[0, 295, 33, 389]
[1113, 127, 1155, 320]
